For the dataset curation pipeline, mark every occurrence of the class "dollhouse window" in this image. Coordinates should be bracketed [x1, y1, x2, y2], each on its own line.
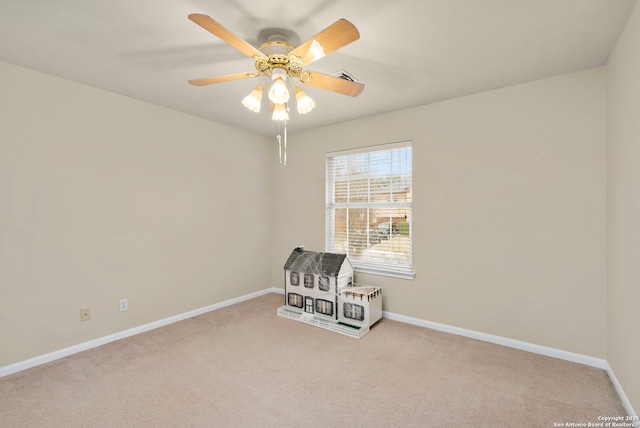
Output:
[316, 299, 334, 316]
[304, 274, 314, 288]
[344, 303, 365, 321]
[319, 276, 330, 291]
[288, 293, 303, 308]
[290, 272, 299, 286]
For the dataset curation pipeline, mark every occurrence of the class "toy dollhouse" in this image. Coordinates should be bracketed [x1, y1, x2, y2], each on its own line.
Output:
[276, 247, 382, 338]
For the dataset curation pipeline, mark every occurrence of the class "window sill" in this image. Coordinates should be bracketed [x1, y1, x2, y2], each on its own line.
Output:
[353, 264, 415, 280]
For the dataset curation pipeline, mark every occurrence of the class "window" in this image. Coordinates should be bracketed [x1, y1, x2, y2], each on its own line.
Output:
[326, 142, 413, 279]
[316, 299, 334, 316]
[288, 293, 303, 308]
[290, 272, 299, 286]
[319, 276, 330, 291]
[344, 303, 365, 321]
[304, 274, 314, 288]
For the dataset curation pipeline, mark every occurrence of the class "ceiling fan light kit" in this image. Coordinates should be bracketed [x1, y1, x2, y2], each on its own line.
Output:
[241, 83, 264, 113]
[295, 86, 315, 114]
[187, 13, 364, 162]
[272, 103, 290, 121]
[268, 74, 290, 104]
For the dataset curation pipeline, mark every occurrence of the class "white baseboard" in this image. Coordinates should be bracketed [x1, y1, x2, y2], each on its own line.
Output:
[381, 310, 640, 417]
[2, 286, 634, 419]
[605, 362, 638, 420]
[0, 288, 281, 378]
[382, 310, 607, 369]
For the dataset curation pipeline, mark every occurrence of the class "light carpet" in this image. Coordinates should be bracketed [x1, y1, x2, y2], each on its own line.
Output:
[0, 293, 627, 427]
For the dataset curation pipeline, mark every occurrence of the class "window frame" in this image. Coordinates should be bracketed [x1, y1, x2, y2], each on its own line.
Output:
[325, 141, 415, 279]
[318, 276, 330, 292]
[315, 299, 334, 316]
[343, 302, 365, 321]
[290, 272, 299, 286]
[303, 273, 314, 288]
[288, 293, 303, 308]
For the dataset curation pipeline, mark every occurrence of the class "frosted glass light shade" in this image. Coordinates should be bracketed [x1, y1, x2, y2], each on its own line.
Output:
[272, 103, 289, 121]
[268, 78, 290, 104]
[295, 87, 315, 114]
[242, 84, 263, 113]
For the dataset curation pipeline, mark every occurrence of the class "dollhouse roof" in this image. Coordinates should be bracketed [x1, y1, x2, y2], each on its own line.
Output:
[284, 248, 348, 277]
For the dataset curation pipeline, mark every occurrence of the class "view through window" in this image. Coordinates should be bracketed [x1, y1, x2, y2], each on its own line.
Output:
[326, 141, 413, 278]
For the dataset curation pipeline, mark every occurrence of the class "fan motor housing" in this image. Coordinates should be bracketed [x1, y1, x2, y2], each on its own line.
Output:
[255, 41, 304, 78]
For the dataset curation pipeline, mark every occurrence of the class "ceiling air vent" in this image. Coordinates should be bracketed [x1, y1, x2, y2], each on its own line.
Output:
[331, 69, 359, 83]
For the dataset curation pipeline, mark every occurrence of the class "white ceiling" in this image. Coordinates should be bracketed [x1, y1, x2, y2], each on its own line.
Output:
[1, 0, 637, 137]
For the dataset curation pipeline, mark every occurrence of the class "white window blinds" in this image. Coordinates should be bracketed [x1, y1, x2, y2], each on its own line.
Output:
[326, 141, 413, 279]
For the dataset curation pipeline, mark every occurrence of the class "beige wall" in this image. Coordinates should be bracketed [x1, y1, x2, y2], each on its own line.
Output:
[0, 62, 273, 367]
[607, 0, 640, 414]
[272, 67, 607, 359]
[3, 42, 633, 408]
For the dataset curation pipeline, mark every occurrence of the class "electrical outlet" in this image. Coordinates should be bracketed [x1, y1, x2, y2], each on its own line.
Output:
[120, 299, 128, 312]
[80, 308, 91, 321]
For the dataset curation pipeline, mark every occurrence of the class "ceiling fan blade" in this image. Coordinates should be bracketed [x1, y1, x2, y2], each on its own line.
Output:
[289, 19, 360, 66]
[302, 71, 364, 97]
[188, 72, 259, 86]
[188, 14, 267, 60]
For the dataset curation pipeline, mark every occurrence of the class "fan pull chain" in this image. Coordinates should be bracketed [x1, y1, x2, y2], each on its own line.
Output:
[277, 135, 282, 163]
[283, 120, 287, 165]
[276, 118, 288, 165]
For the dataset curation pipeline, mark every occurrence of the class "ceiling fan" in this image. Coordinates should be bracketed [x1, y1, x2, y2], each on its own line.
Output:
[187, 13, 365, 121]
